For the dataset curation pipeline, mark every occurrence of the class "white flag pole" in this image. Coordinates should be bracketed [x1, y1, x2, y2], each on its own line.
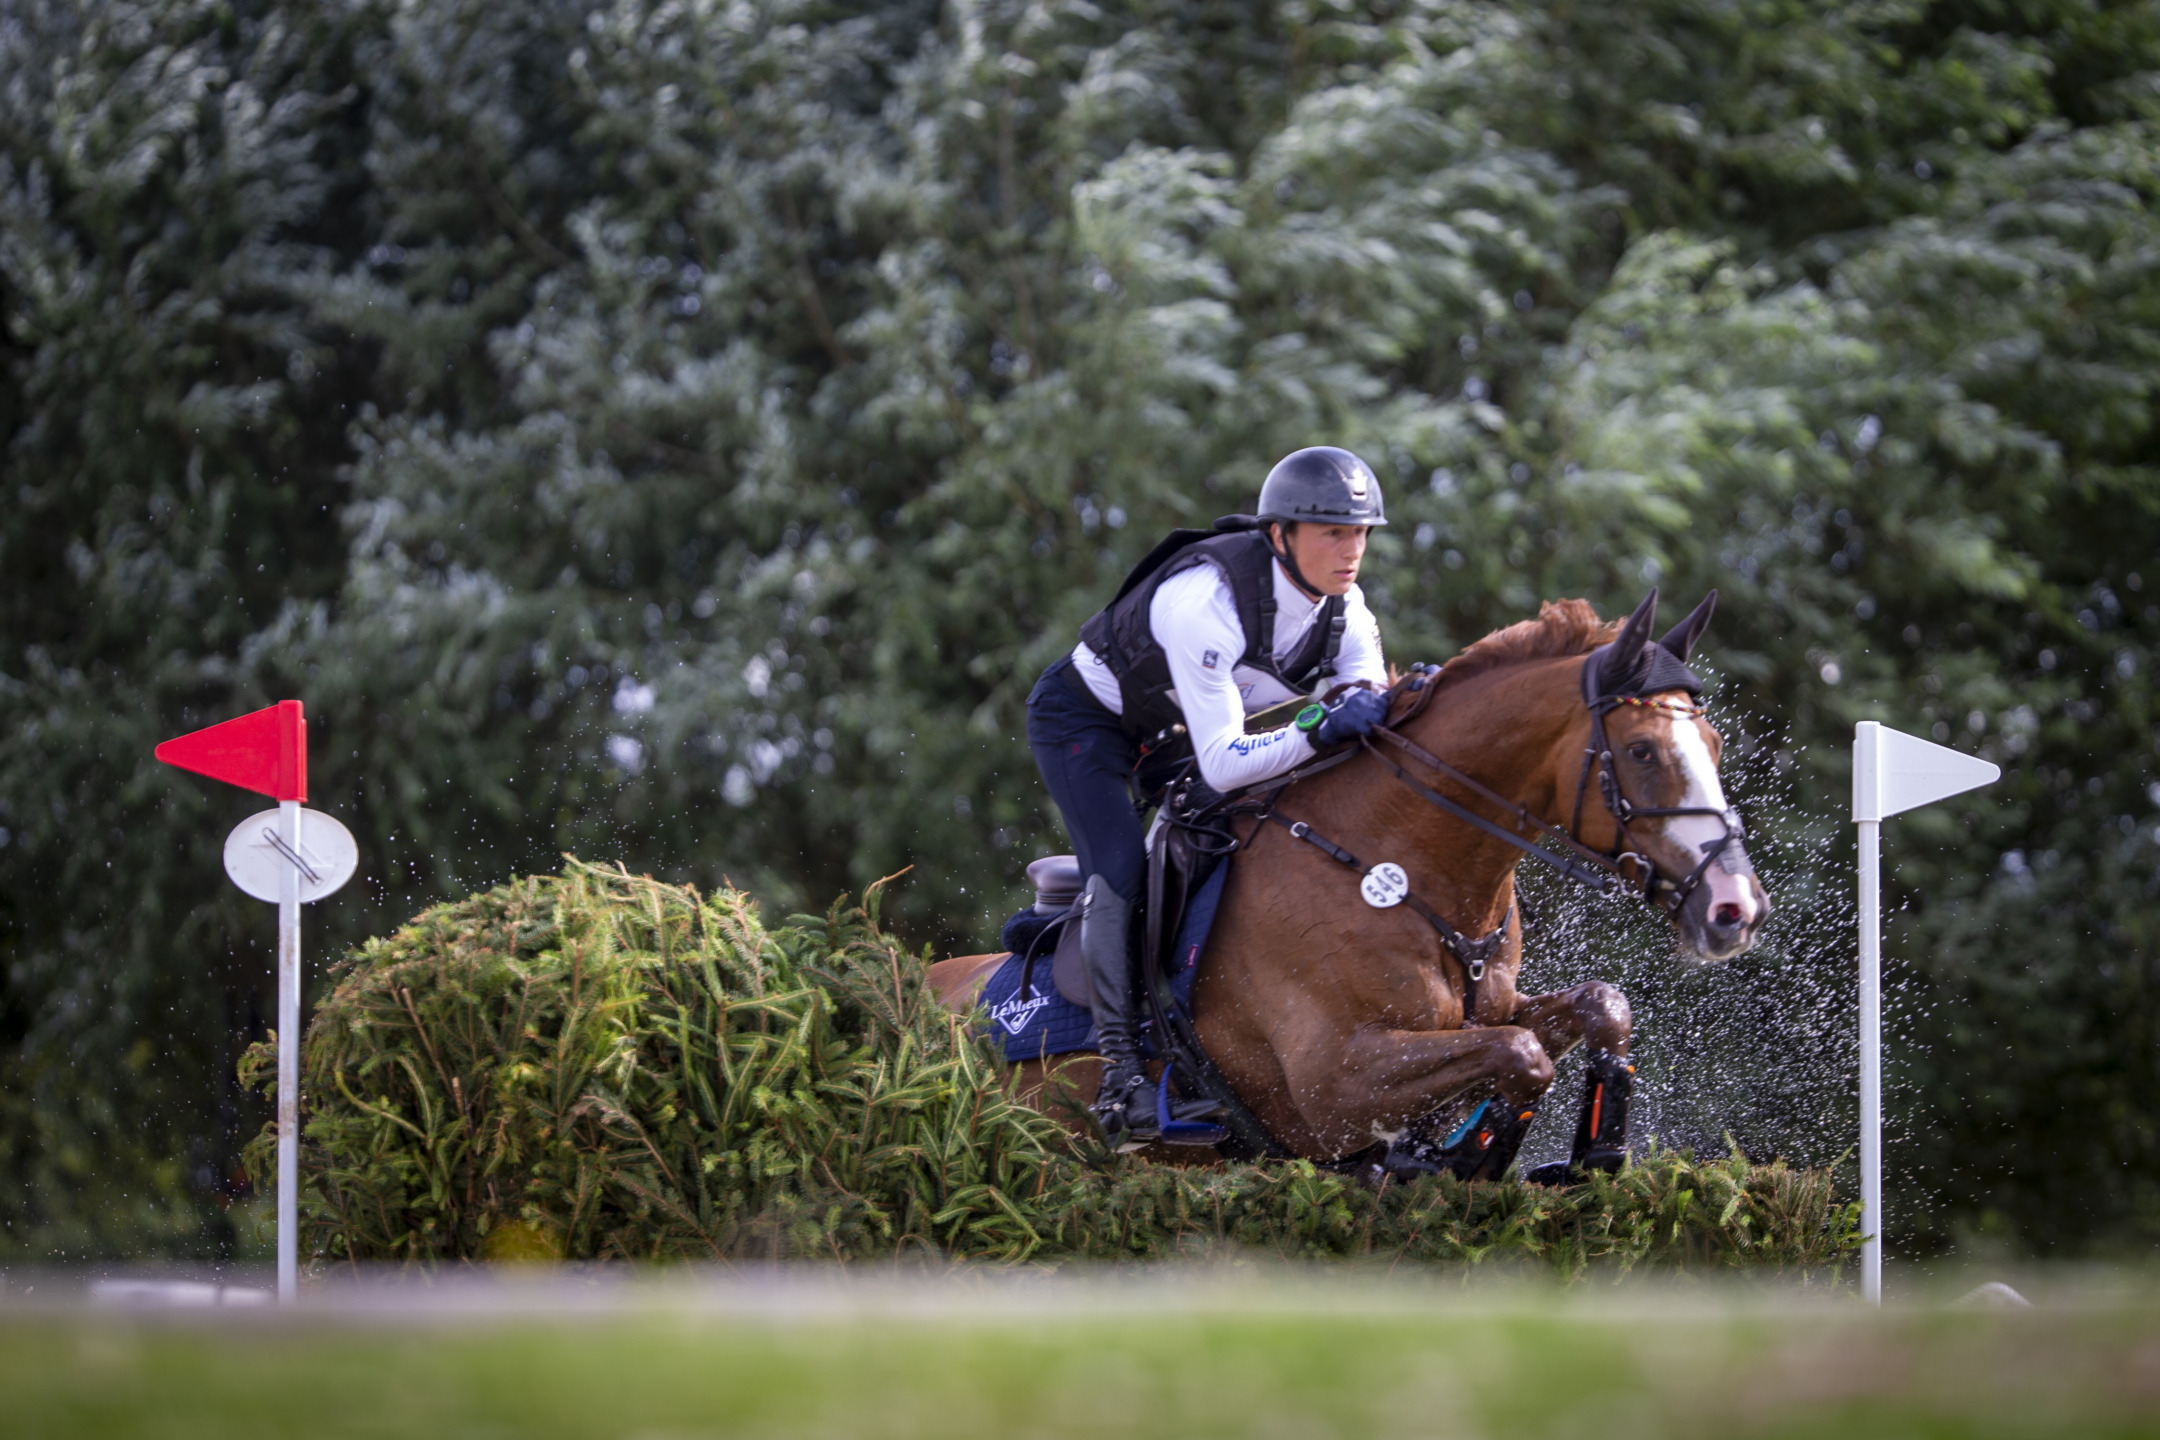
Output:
[277, 798, 301, 1305]
[1858, 814, 1883, 1305]
[1852, 719, 1998, 1308]
[1854, 722, 1884, 1304]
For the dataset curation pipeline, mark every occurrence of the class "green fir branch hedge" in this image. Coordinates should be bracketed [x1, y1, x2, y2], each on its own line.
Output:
[242, 860, 1857, 1279]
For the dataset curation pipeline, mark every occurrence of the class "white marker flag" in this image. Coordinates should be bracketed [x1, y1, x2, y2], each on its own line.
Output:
[1852, 720, 2000, 1306]
[1855, 721, 2003, 823]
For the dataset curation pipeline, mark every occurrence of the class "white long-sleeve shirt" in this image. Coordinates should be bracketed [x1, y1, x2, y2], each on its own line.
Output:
[1071, 557, 1386, 792]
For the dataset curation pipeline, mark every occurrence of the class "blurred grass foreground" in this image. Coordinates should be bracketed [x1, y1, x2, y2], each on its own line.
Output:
[242, 859, 1856, 1276]
[12, 1283, 2160, 1440]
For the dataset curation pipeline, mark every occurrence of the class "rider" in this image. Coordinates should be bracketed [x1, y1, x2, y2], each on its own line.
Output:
[1025, 446, 1393, 1148]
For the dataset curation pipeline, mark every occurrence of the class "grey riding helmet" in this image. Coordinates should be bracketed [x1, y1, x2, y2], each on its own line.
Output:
[1255, 446, 1388, 528]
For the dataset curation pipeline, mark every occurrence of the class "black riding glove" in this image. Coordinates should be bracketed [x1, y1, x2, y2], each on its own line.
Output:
[1301, 687, 1389, 747]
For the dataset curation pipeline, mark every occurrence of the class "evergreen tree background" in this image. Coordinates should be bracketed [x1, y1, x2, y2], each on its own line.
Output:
[3, 0, 2155, 1259]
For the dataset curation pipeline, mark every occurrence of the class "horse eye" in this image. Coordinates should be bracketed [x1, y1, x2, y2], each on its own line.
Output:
[1627, 741, 1656, 763]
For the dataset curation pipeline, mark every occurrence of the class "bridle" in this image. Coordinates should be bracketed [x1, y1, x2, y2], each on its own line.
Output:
[1355, 654, 1749, 915]
[1571, 687, 1749, 914]
[1212, 652, 1749, 1021]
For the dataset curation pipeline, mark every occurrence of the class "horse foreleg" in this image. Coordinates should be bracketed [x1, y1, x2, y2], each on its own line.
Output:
[1286, 1023, 1555, 1157]
[1511, 982, 1635, 1179]
[1510, 981, 1631, 1062]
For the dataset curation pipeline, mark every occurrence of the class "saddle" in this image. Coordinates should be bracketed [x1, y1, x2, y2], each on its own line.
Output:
[1014, 699, 1351, 1154]
[1007, 806, 1235, 1147]
[1035, 695, 1310, 1016]
[1032, 809, 1218, 1014]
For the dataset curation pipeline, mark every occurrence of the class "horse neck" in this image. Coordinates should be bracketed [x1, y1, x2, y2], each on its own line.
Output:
[1388, 657, 1585, 897]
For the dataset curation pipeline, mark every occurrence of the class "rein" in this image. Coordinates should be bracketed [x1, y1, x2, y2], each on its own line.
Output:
[1362, 727, 1628, 897]
[1351, 651, 1747, 916]
[1228, 651, 1747, 1022]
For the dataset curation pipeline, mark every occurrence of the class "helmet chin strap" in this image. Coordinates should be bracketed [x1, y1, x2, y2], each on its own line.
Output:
[1268, 524, 1324, 600]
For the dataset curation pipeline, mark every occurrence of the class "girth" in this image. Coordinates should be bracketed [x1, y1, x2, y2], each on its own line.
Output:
[1261, 808, 1513, 1025]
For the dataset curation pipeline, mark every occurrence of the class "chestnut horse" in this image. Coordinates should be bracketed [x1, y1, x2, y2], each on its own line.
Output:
[929, 591, 1770, 1165]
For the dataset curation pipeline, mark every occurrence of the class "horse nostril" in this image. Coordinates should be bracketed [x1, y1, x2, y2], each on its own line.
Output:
[1713, 902, 1745, 929]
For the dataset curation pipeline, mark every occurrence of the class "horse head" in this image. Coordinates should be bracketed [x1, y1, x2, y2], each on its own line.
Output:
[1575, 589, 1770, 961]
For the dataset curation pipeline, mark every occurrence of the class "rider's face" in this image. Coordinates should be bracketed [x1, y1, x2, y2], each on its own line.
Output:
[1271, 522, 1369, 598]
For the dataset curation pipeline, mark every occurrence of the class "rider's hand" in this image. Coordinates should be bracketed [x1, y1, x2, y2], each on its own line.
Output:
[1309, 687, 1389, 747]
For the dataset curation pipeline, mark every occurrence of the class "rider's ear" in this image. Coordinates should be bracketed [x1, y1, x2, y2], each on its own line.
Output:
[1608, 588, 1659, 684]
[1658, 590, 1717, 661]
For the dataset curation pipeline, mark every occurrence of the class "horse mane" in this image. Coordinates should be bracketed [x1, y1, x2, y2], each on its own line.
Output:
[1439, 598, 1620, 686]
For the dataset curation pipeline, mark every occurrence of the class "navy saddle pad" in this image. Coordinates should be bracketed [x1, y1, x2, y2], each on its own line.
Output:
[979, 863, 1226, 1064]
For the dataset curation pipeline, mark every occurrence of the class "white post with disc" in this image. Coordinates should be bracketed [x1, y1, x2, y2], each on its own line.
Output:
[1852, 720, 2000, 1306]
[223, 801, 356, 1302]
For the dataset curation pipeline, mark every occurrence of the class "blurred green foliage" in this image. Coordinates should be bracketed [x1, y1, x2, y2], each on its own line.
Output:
[3, 0, 2156, 1259]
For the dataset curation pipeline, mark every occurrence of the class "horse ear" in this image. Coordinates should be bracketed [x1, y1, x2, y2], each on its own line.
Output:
[1658, 589, 1717, 661]
[1606, 589, 1658, 686]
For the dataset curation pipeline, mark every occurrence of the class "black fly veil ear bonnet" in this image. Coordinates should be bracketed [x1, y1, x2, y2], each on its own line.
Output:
[1580, 589, 1717, 706]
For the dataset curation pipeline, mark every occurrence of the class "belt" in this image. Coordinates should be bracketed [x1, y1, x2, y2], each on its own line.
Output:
[1056, 654, 1113, 711]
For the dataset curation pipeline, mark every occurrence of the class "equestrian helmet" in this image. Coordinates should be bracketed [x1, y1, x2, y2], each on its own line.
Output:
[1256, 446, 1388, 528]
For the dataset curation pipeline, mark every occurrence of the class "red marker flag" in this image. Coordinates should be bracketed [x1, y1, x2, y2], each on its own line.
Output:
[155, 700, 307, 802]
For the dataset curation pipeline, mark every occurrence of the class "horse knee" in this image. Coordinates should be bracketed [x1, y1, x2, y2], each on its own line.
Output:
[1495, 1029, 1554, 1099]
[1576, 982, 1632, 1048]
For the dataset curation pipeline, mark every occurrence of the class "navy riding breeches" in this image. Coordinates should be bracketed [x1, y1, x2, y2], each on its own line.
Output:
[1026, 657, 1147, 906]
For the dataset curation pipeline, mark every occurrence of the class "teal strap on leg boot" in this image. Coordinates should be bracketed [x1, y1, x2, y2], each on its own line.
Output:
[1375, 1094, 1539, 1182]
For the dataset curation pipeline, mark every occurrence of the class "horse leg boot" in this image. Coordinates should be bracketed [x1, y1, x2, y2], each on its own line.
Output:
[1457, 1097, 1539, 1181]
[1526, 1050, 1634, 1184]
[1378, 1095, 1540, 1182]
[1569, 1049, 1634, 1172]
[1078, 876, 1157, 1152]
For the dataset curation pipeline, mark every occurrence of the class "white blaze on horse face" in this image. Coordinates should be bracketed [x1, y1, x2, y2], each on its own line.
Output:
[1665, 716, 1761, 927]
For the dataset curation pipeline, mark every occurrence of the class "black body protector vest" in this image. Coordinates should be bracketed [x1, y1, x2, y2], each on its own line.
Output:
[1077, 521, 1347, 743]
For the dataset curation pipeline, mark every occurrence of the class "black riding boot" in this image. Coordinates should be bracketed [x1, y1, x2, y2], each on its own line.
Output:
[1078, 876, 1158, 1152]
[1376, 1096, 1539, 1183]
[1526, 1050, 1634, 1185]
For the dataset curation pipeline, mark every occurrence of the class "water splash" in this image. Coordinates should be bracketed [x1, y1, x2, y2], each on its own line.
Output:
[1513, 712, 1861, 1175]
